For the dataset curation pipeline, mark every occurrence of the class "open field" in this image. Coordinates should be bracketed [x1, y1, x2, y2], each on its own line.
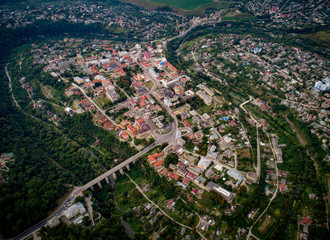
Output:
[302, 30, 330, 49]
[258, 216, 274, 235]
[151, 0, 213, 10]
[238, 148, 251, 159]
[144, 81, 154, 90]
[119, 0, 232, 16]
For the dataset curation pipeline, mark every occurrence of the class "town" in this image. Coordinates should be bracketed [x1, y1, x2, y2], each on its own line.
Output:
[0, 0, 329, 240]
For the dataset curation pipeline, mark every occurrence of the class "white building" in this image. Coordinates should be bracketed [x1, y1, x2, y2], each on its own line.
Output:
[196, 90, 212, 105]
[64, 202, 86, 220]
[198, 156, 212, 170]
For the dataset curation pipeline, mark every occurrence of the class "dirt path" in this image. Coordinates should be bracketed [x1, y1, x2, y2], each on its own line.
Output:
[5, 65, 21, 108]
[125, 174, 193, 230]
[247, 132, 279, 240]
[85, 196, 95, 226]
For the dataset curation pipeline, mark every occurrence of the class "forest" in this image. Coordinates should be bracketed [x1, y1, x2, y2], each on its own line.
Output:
[0, 18, 138, 239]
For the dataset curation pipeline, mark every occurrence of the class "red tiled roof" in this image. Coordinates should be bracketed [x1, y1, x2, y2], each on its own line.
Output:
[183, 120, 190, 127]
[300, 217, 313, 225]
[182, 177, 191, 186]
[153, 160, 163, 168]
[148, 153, 162, 164]
[169, 172, 179, 181]
[161, 168, 170, 176]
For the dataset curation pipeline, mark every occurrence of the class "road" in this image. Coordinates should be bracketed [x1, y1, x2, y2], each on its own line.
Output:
[11, 140, 159, 240]
[239, 96, 261, 178]
[282, 99, 320, 109]
[85, 195, 95, 226]
[125, 173, 193, 230]
[239, 96, 253, 115]
[246, 132, 279, 240]
[13, 82, 178, 240]
[255, 125, 261, 178]
[163, 18, 222, 50]
[72, 83, 114, 123]
[5, 65, 20, 108]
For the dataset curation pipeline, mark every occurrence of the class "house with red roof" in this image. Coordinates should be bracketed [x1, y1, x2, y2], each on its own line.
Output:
[182, 177, 191, 186]
[300, 217, 313, 225]
[189, 134, 196, 140]
[98, 117, 107, 125]
[134, 73, 144, 81]
[230, 120, 237, 127]
[139, 101, 146, 108]
[120, 131, 129, 140]
[137, 118, 145, 125]
[85, 56, 98, 62]
[165, 61, 178, 72]
[186, 172, 196, 180]
[148, 153, 162, 164]
[118, 66, 126, 76]
[103, 121, 114, 130]
[161, 168, 169, 176]
[127, 124, 138, 135]
[192, 188, 198, 195]
[153, 160, 164, 170]
[169, 172, 179, 181]
[143, 51, 151, 60]
[183, 120, 191, 127]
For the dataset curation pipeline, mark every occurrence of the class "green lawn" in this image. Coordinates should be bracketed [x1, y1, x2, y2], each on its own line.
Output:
[144, 81, 154, 90]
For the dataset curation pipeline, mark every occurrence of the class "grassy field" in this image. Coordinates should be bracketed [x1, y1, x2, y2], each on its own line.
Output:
[302, 30, 330, 49]
[144, 81, 154, 90]
[151, 0, 213, 10]
[120, 0, 232, 16]
[258, 216, 274, 235]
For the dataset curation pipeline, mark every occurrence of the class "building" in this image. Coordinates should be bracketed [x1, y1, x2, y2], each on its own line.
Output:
[186, 172, 196, 180]
[198, 157, 212, 170]
[161, 168, 170, 176]
[63, 202, 86, 220]
[64, 107, 74, 116]
[198, 84, 214, 96]
[314, 77, 330, 92]
[148, 153, 162, 164]
[227, 169, 243, 187]
[194, 175, 206, 185]
[153, 160, 164, 170]
[196, 90, 212, 105]
[106, 88, 120, 102]
[205, 169, 215, 178]
[246, 172, 258, 184]
[182, 177, 191, 186]
[169, 172, 179, 181]
[272, 137, 283, 163]
[73, 76, 84, 84]
[127, 124, 138, 135]
[187, 165, 202, 175]
[206, 181, 234, 202]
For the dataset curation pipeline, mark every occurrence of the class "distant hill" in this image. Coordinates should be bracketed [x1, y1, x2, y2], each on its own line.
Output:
[0, 0, 233, 16]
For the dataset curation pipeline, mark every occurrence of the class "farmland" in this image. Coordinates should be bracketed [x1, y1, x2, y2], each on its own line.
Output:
[119, 0, 232, 15]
